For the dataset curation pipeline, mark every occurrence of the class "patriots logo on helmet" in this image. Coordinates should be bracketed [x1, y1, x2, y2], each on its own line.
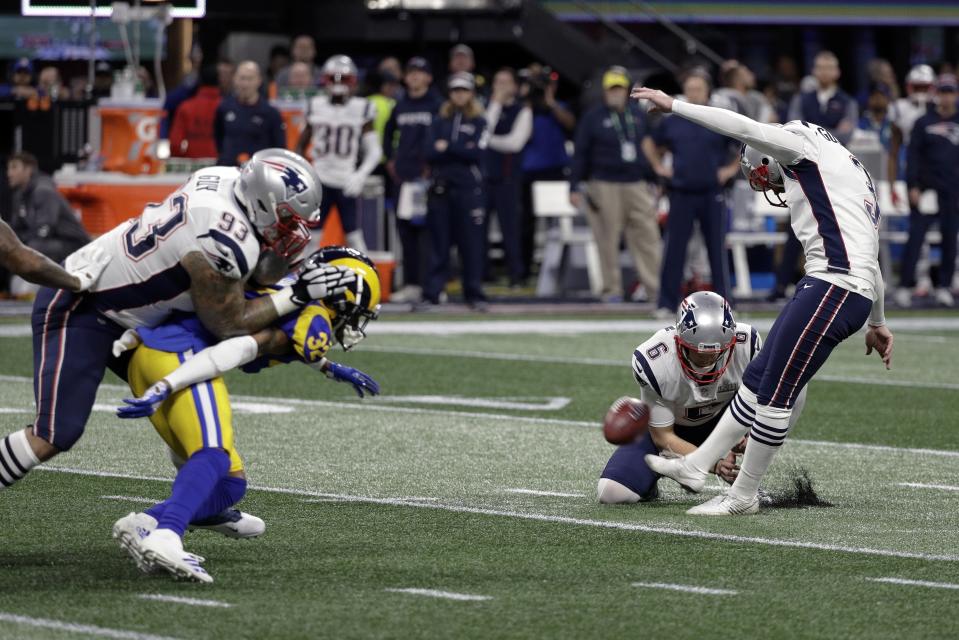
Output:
[722, 303, 735, 331]
[679, 304, 698, 333]
[264, 161, 308, 200]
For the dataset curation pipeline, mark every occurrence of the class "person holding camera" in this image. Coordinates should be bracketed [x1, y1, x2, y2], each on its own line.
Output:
[520, 63, 577, 279]
[422, 72, 489, 310]
[484, 67, 533, 287]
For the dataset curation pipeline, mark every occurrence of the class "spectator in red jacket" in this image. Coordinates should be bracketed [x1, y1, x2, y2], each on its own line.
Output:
[169, 65, 221, 158]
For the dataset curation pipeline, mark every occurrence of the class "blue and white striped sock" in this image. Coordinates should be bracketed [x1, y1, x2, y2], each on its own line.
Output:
[0, 429, 40, 491]
[685, 387, 757, 475]
[729, 404, 793, 501]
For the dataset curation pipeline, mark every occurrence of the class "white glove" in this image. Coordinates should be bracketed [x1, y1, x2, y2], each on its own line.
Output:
[291, 264, 356, 306]
[112, 329, 142, 357]
[342, 173, 367, 198]
[64, 245, 112, 292]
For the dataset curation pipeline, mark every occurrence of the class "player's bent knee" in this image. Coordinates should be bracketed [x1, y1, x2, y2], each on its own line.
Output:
[597, 478, 641, 504]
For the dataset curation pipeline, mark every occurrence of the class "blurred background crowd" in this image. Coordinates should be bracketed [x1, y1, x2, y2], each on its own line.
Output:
[2, 0, 958, 314]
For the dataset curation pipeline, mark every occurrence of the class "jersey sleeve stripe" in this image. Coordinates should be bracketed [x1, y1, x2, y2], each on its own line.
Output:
[205, 229, 250, 276]
[93, 264, 191, 312]
[789, 159, 851, 274]
[632, 350, 662, 397]
[750, 327, 759, 359]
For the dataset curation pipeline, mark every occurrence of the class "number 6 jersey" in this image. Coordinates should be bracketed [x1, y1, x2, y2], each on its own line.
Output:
[306, 93, 377, 188]
[85, 166, 262, 329]
[631, 323, 762, 429]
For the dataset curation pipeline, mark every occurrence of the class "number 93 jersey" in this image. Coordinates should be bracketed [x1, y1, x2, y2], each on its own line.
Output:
[84, 167, 262, 329]
[306, 94, 376, 189]
[631, 323, 762, 429]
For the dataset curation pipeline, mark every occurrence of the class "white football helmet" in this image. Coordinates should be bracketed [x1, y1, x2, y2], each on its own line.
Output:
[321, 55, 358, 97]
[740, 143, 786, 208]
[233, 149, 322, 259]
[674, 291, 738, 385]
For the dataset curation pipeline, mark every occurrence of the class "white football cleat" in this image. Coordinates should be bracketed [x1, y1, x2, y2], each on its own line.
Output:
[892, 287, 912, 308]
[189, 509, 266, 539]
[686, 494, 760, 516]
[112, 512, 158, 573]
[644, 454, 707, 493]
[934, 288, 955, 308]
[140, 528, 213, 584]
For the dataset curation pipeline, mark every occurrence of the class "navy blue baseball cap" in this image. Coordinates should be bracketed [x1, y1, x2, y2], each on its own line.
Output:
[406, 57, 432, 74]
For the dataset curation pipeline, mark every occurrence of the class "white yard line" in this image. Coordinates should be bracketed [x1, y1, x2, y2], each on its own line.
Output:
[138, 594, 232, 608]
[360, 346, 959, 391]
[0, 612, 180, 640]
[100, 495, 159, 504]
[631, 582, 738, 596]
[504, 488, 585, 498]
[897, 482, 959, 492]
[37, 466, 959, 563]
[867, 577, 959, 590]
[384, 588, 492, 601]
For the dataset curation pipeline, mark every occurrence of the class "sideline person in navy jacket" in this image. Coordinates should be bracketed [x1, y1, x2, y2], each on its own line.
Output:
[383, 57, 443, 303]
[214, 61, 285, 166]
[423, 72, 488, 309]
[898, 73, 959, 307]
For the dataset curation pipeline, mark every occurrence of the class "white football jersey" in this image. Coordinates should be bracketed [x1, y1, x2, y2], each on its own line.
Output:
[780, 120, 882, 300]
[889, 97, 929, 146]
[631, 324, 762, 429]
[87, 166, 261, 329]
[306, 94, 376, 189]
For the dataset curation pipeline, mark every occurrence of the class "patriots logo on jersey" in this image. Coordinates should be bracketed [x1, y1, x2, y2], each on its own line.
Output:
[204, 249, 235, 275]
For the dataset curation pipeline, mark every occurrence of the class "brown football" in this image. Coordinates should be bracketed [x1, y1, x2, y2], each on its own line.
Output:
[602, 396, 650, 445]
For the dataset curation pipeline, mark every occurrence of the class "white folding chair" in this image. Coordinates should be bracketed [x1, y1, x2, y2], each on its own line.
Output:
[532, 181, 603, 297]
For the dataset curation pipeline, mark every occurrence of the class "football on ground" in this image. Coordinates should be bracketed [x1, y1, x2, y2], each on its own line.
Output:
[603, 396, 650, 444]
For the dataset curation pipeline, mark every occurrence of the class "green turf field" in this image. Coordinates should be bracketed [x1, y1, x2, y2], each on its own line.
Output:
[0, 315, 958, 639]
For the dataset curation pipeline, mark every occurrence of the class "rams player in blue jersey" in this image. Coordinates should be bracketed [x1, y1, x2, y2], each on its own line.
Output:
[111, 246, 381, 583]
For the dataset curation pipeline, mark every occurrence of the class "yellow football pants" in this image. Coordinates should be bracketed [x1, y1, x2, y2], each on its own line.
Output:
[128, 345, 244, 473]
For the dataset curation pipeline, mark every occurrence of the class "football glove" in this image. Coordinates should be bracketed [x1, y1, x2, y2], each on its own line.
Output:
[111, 329, 142, 357]
[342, 173, 367, 198]
[64, 244, 112, 292]
[291, 264, 356, 307]
[117, 380, 172, 419]
[324, 362, 380, 398]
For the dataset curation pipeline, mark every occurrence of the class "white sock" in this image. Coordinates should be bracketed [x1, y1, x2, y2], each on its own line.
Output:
[0, 429, 41, 490]
[685, 387, 758, 474]
[346, 230, 368, 254]
[729, 403, 793, 501]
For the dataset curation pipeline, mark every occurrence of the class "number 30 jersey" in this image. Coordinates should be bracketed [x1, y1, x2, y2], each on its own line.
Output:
[306, 94, 376, 189]
[86, 167, 262, 330]
[631, 324, 762, 429]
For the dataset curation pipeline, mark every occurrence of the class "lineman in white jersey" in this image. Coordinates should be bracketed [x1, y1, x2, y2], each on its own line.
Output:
[0, 149, 357, 499]
[888, 64, 934, 209]
[296, 54, 381, 253]
[599, 291, 805, 504]
[633, 85, 894, 515]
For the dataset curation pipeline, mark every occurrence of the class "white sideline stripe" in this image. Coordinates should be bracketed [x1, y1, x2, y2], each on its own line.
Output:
[505, 488, 585, 498]
[867, 577, 959, 590]
[38, 466, 959, 563]
[138, 594, 232, 608]
[100, 495, 158, 504]
[898, 482, 959, 492]
[0, 612, 179, 640]
[384, 588, 492, 601]
[1, 373, 956, 459]
[360, 346, 959, 391]
[2, 316, 957, 339]
[631, 581, 738, 596]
